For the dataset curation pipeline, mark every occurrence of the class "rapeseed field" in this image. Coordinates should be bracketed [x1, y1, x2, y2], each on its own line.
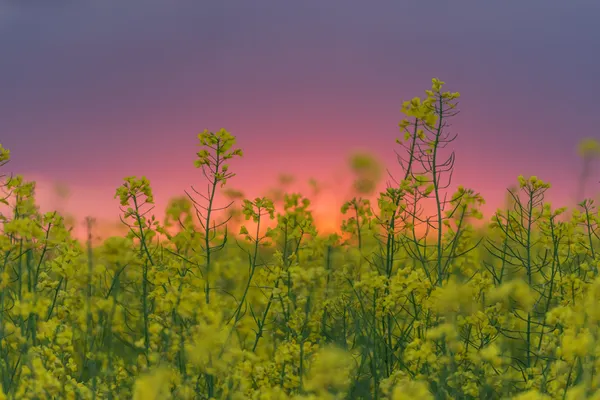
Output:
[1, 79, 600, 399]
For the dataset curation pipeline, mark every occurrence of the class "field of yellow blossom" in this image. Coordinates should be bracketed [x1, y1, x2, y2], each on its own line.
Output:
[1, 79, 600, 399]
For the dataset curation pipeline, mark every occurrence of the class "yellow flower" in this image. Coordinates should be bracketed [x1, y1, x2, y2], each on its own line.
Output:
[429, 278, 477, 315]
[479, 343, 503, 368]
[132, 367, 172, 400]
[391, 378, 433, 400]
[431, 78, 445, 92]
[0, 144, 10, 164]
[577, 137, 600, 158]
[511, 390, 551, 400]
[304, 346, 355, 395]
[488, 280, 536, 312]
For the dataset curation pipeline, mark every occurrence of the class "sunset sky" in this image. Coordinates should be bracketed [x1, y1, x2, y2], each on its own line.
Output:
[1, 1, 600, 237]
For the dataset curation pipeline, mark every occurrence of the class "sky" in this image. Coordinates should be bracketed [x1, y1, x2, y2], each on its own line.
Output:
[1, 0, 600, 238]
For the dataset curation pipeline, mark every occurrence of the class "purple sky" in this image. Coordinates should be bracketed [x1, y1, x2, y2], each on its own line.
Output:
[1, 0, 599, 235]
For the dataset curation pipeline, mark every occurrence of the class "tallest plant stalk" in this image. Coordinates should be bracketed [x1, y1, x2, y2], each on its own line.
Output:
[392, 79, 461, 286]
[431, 96, 445, 286]
[431, 95, 445, 287]
[413, 80, 460, 285]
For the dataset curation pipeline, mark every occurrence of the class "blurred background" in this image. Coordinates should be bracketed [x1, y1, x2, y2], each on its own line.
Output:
[1, 0, 599, 239]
